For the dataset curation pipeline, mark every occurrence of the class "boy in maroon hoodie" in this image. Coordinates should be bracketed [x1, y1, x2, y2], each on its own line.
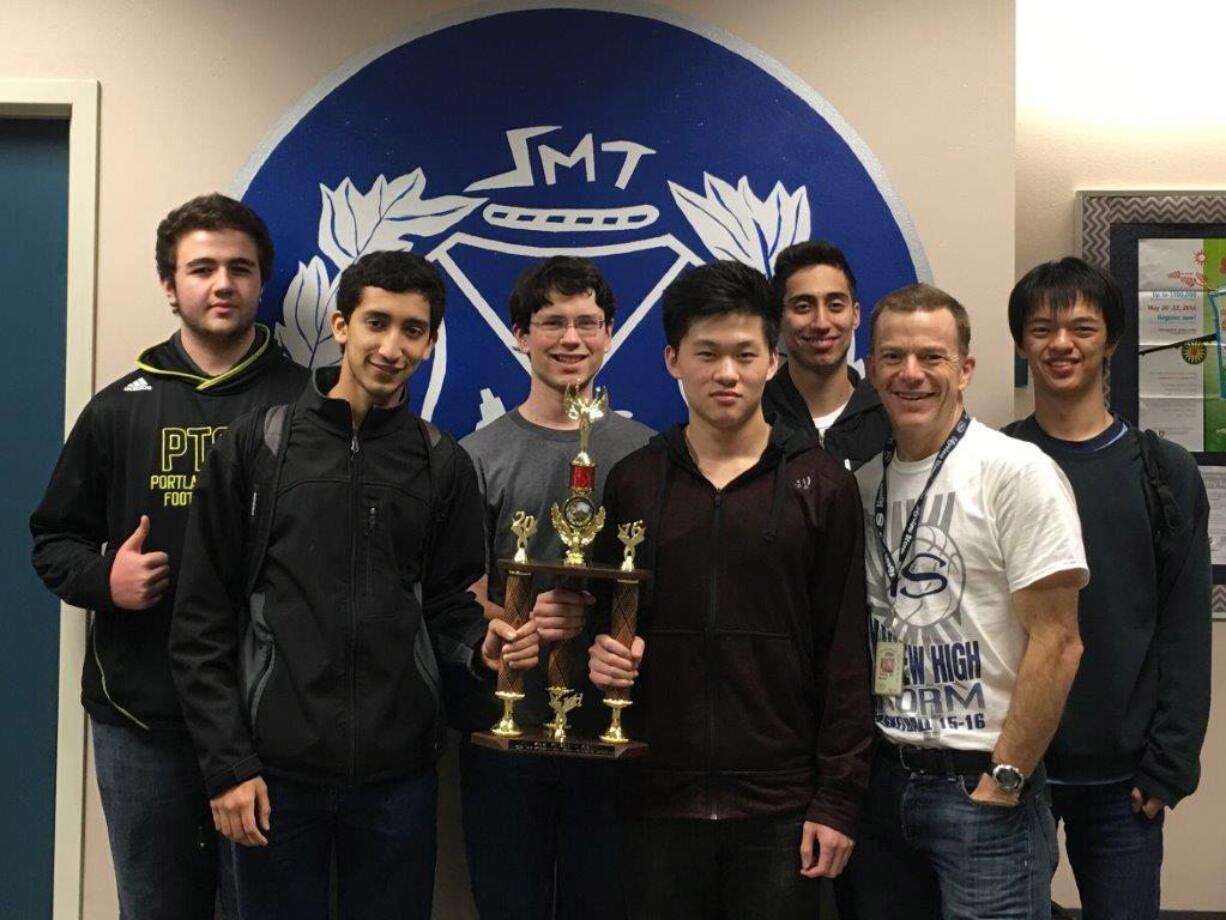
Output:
[587, 260, 874, 919]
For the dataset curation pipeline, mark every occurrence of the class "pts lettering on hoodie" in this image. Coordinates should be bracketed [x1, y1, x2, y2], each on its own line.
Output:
[150, 426, 226, 506]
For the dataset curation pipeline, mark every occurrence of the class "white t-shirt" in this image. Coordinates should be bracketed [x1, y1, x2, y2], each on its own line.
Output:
[812, 398, 850, 444]
[854, 419, 1089, 751]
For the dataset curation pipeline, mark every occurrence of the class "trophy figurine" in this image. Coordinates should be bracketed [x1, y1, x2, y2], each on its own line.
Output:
[472, 384, 650, 759]
[601, 521, 646, 744]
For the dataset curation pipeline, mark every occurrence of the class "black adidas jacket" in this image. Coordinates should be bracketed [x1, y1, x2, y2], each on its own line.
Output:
[761, 363, 891, 471]
[30, 327, 307, 731]
[170, 367, 488, 797]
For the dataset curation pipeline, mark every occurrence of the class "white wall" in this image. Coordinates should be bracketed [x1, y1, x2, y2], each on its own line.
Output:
[1017, 0, 1226, 910]
[4, 1, 1014, 917]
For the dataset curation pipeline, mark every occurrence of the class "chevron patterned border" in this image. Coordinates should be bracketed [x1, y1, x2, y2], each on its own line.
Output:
[1079, 192, 1226, 618]
[1078, 191, 1226, 269]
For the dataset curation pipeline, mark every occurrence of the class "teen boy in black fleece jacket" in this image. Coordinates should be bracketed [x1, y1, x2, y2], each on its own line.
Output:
[587, 260, 874, 919]
[761, 240, 890, 471]
[29, 194, 307, 920]
[1008, 258, 1211, 919]
[170, 251, 539, 920]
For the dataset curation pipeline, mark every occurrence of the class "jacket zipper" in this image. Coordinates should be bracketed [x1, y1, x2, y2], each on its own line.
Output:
[92, 615, 151, 731]
[348, 432, 361, 782]
[366, 505, 377, 596]
[706, 487, 722, 820]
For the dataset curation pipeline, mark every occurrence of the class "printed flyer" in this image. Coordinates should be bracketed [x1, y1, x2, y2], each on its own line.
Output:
[1137, 238, 1226, 452]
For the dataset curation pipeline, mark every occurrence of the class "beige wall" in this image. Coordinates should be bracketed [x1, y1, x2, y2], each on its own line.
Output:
[1017, 0, 1226, 911]
[5, 1, 1015, 917]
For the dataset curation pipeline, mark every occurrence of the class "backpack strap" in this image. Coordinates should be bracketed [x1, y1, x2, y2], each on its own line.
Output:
[242, 404, 294, 597]
[1135, 427, 1184, 605]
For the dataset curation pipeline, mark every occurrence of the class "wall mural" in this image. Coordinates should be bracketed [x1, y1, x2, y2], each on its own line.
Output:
[236, 5, 928, 436]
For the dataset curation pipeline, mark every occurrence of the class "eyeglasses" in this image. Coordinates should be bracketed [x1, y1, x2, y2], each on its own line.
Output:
[529, 316, 607, 337]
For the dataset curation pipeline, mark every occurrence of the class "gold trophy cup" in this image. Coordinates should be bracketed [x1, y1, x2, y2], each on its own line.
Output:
[472, 385, 649, 759]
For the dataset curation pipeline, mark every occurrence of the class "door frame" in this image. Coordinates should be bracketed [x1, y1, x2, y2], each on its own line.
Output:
[0, 78, 99, 920]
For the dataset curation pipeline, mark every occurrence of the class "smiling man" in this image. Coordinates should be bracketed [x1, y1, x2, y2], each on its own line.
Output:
[1005, 258, 1210, 920]
[456, 256, 651, 920]
[762, 240, 890, 470]
[29, 194, 307, 920]
[847, 283, 1088, 920]
[169, 251, 540, 920]
[586, 260, 873, 919]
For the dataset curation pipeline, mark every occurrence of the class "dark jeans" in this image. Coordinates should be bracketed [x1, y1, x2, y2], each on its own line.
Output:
[846, 749, 1058, 920]
[91, 720, 224, 920]
[458, 735, 624, 920]
[1049, 781, 1163, 920]
[230, 769, 438, 920]
[620, 812, 819, 920]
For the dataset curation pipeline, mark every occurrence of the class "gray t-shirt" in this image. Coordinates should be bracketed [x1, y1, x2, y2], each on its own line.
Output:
[461, 408, 653, 727]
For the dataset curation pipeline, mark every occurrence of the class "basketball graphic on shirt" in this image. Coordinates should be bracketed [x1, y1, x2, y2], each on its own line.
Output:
[867, 491, 967, 644]
[890, 522, 965, 638]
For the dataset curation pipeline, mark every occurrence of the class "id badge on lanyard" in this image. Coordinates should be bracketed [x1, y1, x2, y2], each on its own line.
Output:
[871, 412, 970, 696]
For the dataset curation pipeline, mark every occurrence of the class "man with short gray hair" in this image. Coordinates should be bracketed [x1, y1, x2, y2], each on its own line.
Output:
[847, 283, 1088, 920]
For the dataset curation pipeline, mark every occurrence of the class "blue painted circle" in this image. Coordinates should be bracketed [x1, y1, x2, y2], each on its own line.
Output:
[241, 7, 922, 435]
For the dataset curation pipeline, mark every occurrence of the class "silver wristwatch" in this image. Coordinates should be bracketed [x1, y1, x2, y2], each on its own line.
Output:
[990, 762, 1026, 794]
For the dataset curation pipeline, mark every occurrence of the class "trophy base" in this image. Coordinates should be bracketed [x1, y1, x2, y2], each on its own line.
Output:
[471, 727, 648, 760]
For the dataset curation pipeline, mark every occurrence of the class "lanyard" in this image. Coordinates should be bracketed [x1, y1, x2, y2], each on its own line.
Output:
[874, 412, 970, 598]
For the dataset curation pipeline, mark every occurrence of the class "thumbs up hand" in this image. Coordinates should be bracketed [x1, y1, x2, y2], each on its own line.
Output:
[109, 515, 171, 610]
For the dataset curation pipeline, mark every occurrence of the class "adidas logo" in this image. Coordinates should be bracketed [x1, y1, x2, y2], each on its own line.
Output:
[124, 377, 152, 393]
[793, 475, 812, 491]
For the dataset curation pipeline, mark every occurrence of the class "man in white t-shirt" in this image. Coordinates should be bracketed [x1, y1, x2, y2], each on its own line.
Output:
[845, 283, 1088, 920]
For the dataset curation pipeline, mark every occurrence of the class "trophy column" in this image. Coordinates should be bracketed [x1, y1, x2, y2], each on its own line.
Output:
[491, 566, 533, 737]
[601, 577, 640, 743]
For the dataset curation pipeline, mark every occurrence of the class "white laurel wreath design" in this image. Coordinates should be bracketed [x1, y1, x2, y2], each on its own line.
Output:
[668, 173, 811, 276]
[276, 171, 485, 367]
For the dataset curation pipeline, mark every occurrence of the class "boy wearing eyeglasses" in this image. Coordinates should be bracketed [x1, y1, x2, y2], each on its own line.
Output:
[457, 256, 652, 920]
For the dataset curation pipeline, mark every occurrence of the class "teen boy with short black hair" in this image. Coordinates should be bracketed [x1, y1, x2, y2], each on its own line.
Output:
[587, 259, 874, 919]
[170, 251, 540, 920]
[762, 240, 890, 469]
[1007, 258, 1210, 919]
[30, 193, 307, 920]
[458, 256, 652, 920]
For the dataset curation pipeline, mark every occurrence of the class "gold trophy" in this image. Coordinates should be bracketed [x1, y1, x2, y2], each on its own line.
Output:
[472, 385, 649, 759]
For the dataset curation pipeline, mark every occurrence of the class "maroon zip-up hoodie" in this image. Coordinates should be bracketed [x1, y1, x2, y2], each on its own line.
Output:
[596, 423, 873, 835]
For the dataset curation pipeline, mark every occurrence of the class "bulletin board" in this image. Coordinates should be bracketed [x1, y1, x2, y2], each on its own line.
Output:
[1079, 190, 1226, 607]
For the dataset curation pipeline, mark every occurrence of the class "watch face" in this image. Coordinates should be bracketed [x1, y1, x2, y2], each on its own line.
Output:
[562, 494, 596, 529]
[992, 764, 1024, 793]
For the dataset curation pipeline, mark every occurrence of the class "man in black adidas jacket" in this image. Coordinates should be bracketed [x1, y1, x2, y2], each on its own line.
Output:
[1007, 258, 1211, 920]
[761, 240, 890, 472]
[30, 194, 307, 920]
[170, 251, 539, 920]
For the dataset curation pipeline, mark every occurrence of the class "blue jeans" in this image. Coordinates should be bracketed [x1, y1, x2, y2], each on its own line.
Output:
[458, 735, 624, 920]
[846, 749, 1058, 920]
[230, 770, 438, 920]
[620, 811, 820, 919]
[1049, 781, 1163, 920]
[91, 720, 225, 920]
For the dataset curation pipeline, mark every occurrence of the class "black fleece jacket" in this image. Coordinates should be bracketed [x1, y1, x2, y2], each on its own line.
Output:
[170, 367, 488, 796]
[30, 327, 307, 731]
[761, 363, 890, 471]
[594, 423, 874, 834]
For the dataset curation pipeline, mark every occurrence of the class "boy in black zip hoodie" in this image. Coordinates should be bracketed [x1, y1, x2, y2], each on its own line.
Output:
[587, 260, 874, 919]
[29, 194, 309, 920]
[170, 251, 540, 920]
[1007, 258, 1210, 919]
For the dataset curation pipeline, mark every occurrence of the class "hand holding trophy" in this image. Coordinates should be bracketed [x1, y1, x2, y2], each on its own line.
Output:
[472, 384, 649, 759]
